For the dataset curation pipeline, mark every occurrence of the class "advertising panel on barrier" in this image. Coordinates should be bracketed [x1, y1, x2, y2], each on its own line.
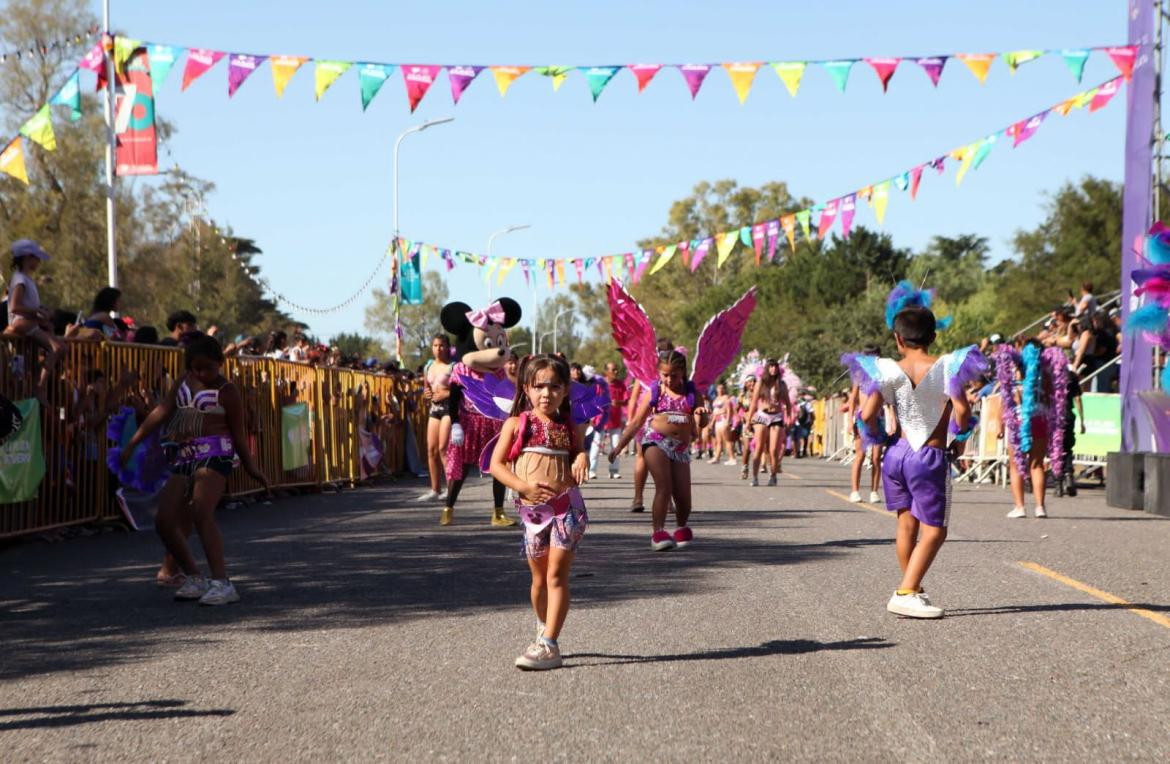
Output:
[1073, 393, 1122, 458]
[0, 399, 45, 504]
[281, 402, 312, 471]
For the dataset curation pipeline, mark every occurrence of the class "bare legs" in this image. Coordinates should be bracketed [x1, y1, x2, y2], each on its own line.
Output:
[425, 416, 449, 495]
[155, 470, 229, 580]
[895, 509, 946, 592]
[632, 442, 647, 509]
[527, 547, 574, 639]
[1008, 434, 1049, 510]
[751, 424, 783, 479]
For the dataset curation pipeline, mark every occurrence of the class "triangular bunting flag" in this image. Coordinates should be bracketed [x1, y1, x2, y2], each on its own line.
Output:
[402, 65, 443, 112]
[623, 253, 636, 282]
[1106, 46, 1137, 80]
[448, 65, 484, 104]
[910, 165, 924, 199]
[634, 250, 652, 283]
[181, 49, 225, 91]
[872, 181, 890, 225]
[1054, 97, 1077, 117]
[839, 194, 857, 239]
[50, 70, 82, 121]
[972, 135, 995, 170]
[822, 60, 855, 92]
[628, 64, 662, 92]
[1089, 78, 1121, 112]
[956, 53, 995, 84]
[915, 56, 947, 87]
[498, 258, 518, 286]
[1061, 49, 1091, 83]
[894, 172, 910, 192]
[865, 57, 900, 92]
[1007, 112, 1046, 146]
[817, 199, 838, 239]
[573, 258, 585, 284]
[771, 61, 806, 97]
[766, 217, 786, 255]
[490, 66, 530, 97]
[690, 237, 713, 271]
[716, 231, 739, 268]
[954, 143, 977, 186]
[649, 244, 677, 275]
[228, 54, 266, 97]
[314, 60, 352, 101]
[763, 219, 780, 261]
[751, 223, 766, 264]
[0, 138, 29, 184]
[271, 55, 308, 98]
[557, 259, 568, 286]
[580, 66, 621, 102]
[147, 45, 181, 88]
[19, 105, 56, 151]
[796, 209, 812, 241]
[1003, 49, 1044, 73]
[483, 259, 498, 284]
[358, 63, 395, 110]
[722, 62, 761, 104]
[678, 64, 712, 99]
[536, 66, 572, 91]
[739, 226, 753, 247]
[80, 42, 104, 74]
[113, 37, 143, 70]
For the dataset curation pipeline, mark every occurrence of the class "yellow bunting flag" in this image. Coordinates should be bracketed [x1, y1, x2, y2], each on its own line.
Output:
[490, 66, 531, 97]
[497, 258, 518, 285]
[555, 259, 566, 285]
[603, 256, 613, 283]
[0, 138, 29, 184]
[19, 105, 56, 152]
[956, 53, 995, 84]
[771, 61, 806, 97]
[1003, 49, 1043, 74]
[1054, 97, 1077, 117]
[872, 181, 891, 225]
[536, 66, 571, 91]
[781, 215, 796, 253]
[954, 143, 977, 186]
[716, 230, 739, 267]
[649, 244, 677, 275]
[1072, 87, 1097, 110]
[114, 37, 143, 70]
[314, 60, 352, 101]
[723, 62, 761, 104]
[483, 259, 498, 284]
[271, 55, 308, 97]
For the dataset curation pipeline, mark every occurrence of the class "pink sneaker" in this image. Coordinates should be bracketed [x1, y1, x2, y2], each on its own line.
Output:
[673, 527, 693, 549]
[650, 530, 677, 551]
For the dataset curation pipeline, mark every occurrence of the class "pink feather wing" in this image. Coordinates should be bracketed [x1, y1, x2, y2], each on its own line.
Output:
[607, 279, 659, 387]
[691, 287, 759, 391]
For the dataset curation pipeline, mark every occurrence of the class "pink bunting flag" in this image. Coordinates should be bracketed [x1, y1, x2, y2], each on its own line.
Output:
[574, 258, 585, 284]
[765, 220, 782, 260]
[80, 41, 105, 73]
[624, 252, 636, 282]
[402, 64, 443, 112]
[865, 57, 900, 92]
[751, 223, 766, 264]
[448, 65, 484, 104]
[678, 64, 712, 99]
[1106, 46, 1137, 80]
[910, 165, 924, 199]
[181, 48, 225, 91]
[839, 194, 857, 239]
[1006, 112, 1047, 147]
[915, 56, 947, 87]
[690, 237, 713, 271]
[1089, 78, 1121, 112]
[628, 64, 662, 92]
[817, 199, 839, 239]
[227, 54, 266, 97]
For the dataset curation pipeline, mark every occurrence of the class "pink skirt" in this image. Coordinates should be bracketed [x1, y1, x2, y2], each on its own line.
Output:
[445, 408, 502, 481]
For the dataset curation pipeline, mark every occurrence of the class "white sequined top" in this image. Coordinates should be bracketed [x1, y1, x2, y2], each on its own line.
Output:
[874, 354, 960, 452]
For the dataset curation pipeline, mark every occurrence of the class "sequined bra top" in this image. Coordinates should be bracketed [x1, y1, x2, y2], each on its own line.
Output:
[176, 379, 226, 414]
[508, 412, 577, 461]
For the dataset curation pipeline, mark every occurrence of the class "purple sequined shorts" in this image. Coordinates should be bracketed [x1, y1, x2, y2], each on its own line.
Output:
[517, 487, 588, 559]
[640, 426, 691, 464]
[881, 437, 951, 528]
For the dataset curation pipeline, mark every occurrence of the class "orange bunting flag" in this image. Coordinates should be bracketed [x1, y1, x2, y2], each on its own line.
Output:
[271, 55, 308, 98]
[781, 214, 796, 253]
[723, 62, 761, 104]
[490, 66, 530, 97]
[771, 61, 806, 97]
[555, 258, 566, 285]
[0, 138, 29, 184]
[956, 53, 995, 84]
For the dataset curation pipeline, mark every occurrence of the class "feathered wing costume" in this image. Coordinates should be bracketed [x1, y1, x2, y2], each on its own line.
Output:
[106, 407, 170, 494]
[994, 345, 1068, 478]
[606, 279, 759, 394]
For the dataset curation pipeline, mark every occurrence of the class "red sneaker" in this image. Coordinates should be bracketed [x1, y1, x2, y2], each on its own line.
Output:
[650, 530, 677, 551]
[673, 527, 693, 549]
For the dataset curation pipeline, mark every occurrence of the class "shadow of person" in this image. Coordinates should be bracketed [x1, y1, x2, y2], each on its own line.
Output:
[565, 636, 893, 667]
[0, 699, 235, 731]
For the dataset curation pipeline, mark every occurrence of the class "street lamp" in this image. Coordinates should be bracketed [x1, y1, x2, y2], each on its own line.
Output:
[392, 116, 455, 362]
[552, 308, 575, 355]
[486, 224, 531, 301]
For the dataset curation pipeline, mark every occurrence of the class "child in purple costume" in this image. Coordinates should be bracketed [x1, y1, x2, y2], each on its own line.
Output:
[846, 304, 985, 619]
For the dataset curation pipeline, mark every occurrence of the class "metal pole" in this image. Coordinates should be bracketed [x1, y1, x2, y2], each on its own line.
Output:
[486, 224, 531, 301]
[552, 308, 573, 355]
[102, 0, 118, 288]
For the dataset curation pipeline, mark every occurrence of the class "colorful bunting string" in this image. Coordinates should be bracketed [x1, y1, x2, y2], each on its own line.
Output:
[0, 26, 99, 64]
[396, 76, 1126, 290]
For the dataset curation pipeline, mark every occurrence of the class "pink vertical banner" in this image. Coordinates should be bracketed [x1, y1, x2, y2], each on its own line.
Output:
[839, 194, 857, 239]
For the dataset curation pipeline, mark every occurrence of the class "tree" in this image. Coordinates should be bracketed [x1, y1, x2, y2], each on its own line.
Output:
[329, 332, 382, 359]
[364, 270, 449, 369]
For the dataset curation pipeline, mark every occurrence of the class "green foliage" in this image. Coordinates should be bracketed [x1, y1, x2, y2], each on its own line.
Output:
[329, 332, 383, 360]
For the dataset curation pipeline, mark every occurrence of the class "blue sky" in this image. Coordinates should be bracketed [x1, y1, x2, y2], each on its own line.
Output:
[101, 1, 1130, 344]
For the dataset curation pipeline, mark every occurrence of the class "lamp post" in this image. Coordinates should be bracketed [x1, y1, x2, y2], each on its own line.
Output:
[486, 224, 530, 301]
[392, 116, 454, 362]
[552, 308, 574, 355]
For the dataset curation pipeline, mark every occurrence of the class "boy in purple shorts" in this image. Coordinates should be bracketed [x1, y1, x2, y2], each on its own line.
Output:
[843, 285, 987, 619]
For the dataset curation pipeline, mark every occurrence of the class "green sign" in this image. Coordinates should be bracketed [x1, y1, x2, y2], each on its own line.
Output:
[281, 403, 312, 471]
[1072, 393, 1121, 458]
[0, 399, 45, 504]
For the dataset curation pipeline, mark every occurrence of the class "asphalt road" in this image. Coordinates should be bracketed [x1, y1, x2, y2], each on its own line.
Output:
[3, 456, 1169, 761]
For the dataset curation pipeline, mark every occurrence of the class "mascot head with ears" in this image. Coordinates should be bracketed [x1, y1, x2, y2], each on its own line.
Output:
[440, 298, 523, 372]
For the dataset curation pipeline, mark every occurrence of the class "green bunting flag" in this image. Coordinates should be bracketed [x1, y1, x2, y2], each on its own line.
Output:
[536, 65, 573, 91]
[50, 70, 82, 121]
[314, 60, 352, 101]
[19, 105, 56, 151]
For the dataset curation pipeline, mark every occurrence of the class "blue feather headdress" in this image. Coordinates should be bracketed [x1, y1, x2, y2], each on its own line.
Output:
[885, 280, 952, 331]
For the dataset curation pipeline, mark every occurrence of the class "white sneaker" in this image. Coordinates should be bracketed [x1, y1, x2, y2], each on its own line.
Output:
[1034, 506, 1048, 518]
[515, 640, 562, 670]
[611, 472, 621, 480]
[588, 472, 597, 481]
[723, 459, 738, 466]
[869, 491, 881, 504]
[199, 579, 240, 606]
[1006, 506, 1027, 519]
[174, 575, 209, 601]
[417, 490, 441, 502]
[848, 491, 862, 503]
[750, 475, 759, 487]
[767, 474, 778, 486]
[886, 591, 944, 619]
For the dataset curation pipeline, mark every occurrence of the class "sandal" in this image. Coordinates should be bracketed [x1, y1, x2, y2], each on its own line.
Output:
[629, 502, 645, 513]
[155, 572, 188, 589]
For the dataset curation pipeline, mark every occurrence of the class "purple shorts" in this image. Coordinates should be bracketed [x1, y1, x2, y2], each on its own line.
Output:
[516, 487, 588, 559]
[881, 437, 951, 528]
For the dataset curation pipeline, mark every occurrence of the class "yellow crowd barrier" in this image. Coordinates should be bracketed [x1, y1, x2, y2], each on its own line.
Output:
[0, 337, 427, 539]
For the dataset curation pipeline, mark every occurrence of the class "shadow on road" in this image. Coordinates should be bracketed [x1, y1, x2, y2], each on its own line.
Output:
[947, 602, 1170, 617]
[0, 699, 235, 731]
[565, 636, 894, 666]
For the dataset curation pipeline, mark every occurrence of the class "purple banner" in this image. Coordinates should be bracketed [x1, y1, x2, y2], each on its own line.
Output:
[1121, 1, 1156, 451]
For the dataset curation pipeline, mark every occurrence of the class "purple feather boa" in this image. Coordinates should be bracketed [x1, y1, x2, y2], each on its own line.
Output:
[106, 407, 170, 494]
[994, 347, 1028, 479]
[1043, 347, 1069, 478]
[946, 346, 991, 400]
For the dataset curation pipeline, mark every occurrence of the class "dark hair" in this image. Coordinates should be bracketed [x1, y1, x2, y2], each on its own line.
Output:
[166, 310, 197, 332]
[91, 287, 122, 314]
[657, 349, 688, 378]
[133, 326, 159, 344]
[432, 333, 450, 345]
[270, 330, 288, 350]
[510, 354, 572, 419]
[1081, 281, 1093, 293]
[12, 255, 31, 271]
[862, 343, 880, 356]
[893, 307, 936, 349]
[184, 333, 224, 369]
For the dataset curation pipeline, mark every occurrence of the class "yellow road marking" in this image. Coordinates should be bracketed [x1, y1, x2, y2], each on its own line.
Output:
[824, 489, 889, 517]
[784, 472, 802, 480]
[1018, 561, 1170, 631]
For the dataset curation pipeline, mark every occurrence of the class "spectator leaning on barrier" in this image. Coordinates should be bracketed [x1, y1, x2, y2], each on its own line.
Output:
[78, 287, 125, 341]
[160, 310, 198, 347]
[4, 239, 65, 403]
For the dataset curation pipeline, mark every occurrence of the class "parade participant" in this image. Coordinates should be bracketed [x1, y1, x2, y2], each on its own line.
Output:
[588, 361, 628, 480]
[747, 358, 796, 486]
[843, 281, 987, 619]
[708, 381, 738, 464]
[738, 375, 756, 478]
[607, 281, 757, 549]
[439, 298, 524, 527]
[488, 355, 590, 671]
[624, 338, 673, 511]
[120, 334, 269, 605]
[418, 333, 453, 502]
[845, 343, 885, 503]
